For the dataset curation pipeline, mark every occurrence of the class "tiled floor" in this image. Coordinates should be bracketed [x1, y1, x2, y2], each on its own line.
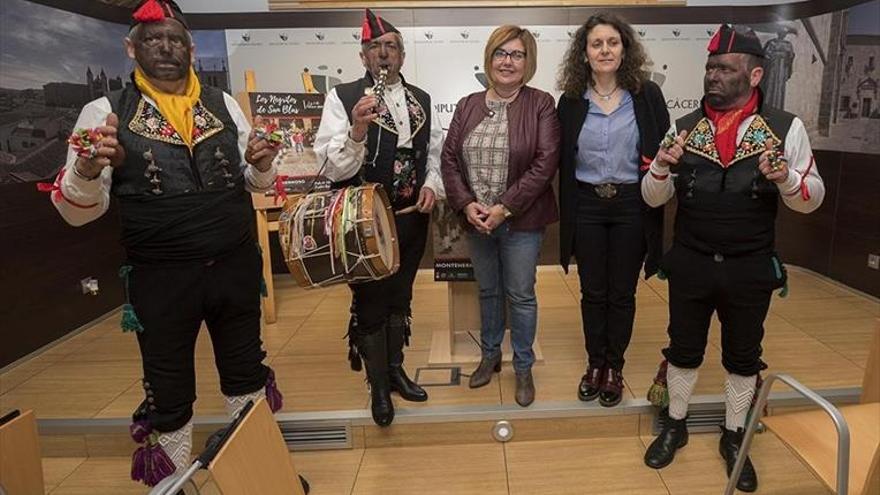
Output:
[2, 267, 877, 419]
[40, 432, 835, 494]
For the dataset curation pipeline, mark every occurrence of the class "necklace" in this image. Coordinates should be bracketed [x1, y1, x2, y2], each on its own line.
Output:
[492, 86, 521, 101]
[592, 85, 618, 101]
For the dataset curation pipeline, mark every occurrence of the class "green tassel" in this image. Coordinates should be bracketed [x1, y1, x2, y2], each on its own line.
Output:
[771, 257, 789, 298]
[647, 382, 669, 408]
[260, 276, 268, 298]
[121, 303, 144, 333]
[656, 268, 668, 281]
[255, 243, 269, 298]
[118, 264, 143, 333]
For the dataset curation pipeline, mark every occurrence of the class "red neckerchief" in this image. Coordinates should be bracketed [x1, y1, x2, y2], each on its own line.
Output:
[703, 89, 759, 167]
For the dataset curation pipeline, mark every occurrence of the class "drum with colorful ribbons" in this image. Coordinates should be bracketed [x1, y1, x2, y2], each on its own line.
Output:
[278, 184, 400, 288]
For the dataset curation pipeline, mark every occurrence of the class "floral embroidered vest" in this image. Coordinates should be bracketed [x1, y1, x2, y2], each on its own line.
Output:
[673, 105, 795, 256]
[109, 85, 243, 197]
[334, 72, 431, 208]
[107, 84, 254, 264]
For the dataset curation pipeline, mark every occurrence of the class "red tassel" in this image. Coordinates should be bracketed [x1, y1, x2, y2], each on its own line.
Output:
[800, 156, 814, 200]
[361, 15, 372, 42]
[133, 0, 166, 24]
[707, 29, 721, 53]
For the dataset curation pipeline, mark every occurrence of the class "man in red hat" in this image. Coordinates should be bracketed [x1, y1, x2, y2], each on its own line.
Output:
[641, 24, 824, 492]
[49, 0, 285, 487]
[314, 9, 445, 427]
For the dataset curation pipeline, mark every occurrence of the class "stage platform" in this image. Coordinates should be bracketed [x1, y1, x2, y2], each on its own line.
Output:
[4, 265, 876, 493]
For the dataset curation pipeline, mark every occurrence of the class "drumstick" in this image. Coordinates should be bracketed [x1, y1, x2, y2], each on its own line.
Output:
[395, 205, 419, 216]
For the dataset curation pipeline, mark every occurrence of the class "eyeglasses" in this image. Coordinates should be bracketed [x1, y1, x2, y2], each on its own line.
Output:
[492, 48, 527, 62]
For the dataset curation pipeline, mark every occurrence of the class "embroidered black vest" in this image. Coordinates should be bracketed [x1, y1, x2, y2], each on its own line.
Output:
[108, 84, 254, 264]
[334, 72, 431, 207]
[673, 105, 794, 256]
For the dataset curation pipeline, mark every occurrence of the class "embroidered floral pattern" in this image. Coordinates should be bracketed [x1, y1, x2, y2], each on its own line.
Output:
[685, 115, 783, 168]
[373, 88, 426, 137]
[731, 115, 781, 165]
[392, 157, 417, 201]
[129, 98, 224, 146]
[684, 118, 721, 166]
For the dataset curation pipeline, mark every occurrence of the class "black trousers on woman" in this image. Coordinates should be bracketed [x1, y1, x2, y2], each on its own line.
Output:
[574, 182, 646, 371]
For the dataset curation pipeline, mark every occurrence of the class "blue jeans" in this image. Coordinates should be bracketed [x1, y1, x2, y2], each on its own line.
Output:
[467, 225, 544, 373]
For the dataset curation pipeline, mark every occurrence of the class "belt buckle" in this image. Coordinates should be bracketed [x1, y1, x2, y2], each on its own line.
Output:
[594, 183, 618, 199]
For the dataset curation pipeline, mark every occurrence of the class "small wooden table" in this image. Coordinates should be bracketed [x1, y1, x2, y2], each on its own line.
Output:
[429, 281, 543, 366]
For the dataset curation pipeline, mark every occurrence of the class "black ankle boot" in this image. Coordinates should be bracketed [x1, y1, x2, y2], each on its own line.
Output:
[387, 314, 428, 402]
[644, 412, 689, 469]
[356, 328, 394, 427]
[719, 427, 758, 492]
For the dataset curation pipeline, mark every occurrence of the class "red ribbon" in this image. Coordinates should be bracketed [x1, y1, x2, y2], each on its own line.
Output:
[36, 168, 99, 209]
[800, 156, 814, 201]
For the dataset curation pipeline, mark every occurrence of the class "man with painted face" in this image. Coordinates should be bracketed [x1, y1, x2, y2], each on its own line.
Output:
[314, 9, 445, 427]
[641, 25, 824, 492]
[49, 0, 285, 487]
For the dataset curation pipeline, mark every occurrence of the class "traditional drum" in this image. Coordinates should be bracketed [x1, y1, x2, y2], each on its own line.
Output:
[278, 184, 399, 288]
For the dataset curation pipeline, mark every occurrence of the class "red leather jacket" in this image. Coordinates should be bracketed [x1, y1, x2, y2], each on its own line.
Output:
[441, 86, 560, 231]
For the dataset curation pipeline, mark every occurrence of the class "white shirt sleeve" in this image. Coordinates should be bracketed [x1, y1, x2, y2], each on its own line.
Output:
[54, 97, 114, 227]
[224, 92, 277, 192]
[423, 110, 446, 199]
[775, 117, 825, 213]
[641, 123, 677, 208]
[313, 88, 366, 182]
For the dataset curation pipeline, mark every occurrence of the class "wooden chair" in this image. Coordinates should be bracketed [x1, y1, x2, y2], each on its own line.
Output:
[726, 325, 880, 495]
[152, 398, 306, 495]
[0, 410, 45, 495]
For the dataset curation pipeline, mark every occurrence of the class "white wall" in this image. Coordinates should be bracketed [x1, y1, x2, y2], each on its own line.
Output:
[177, 0, 268, 13]
[177, 0, 806, 13]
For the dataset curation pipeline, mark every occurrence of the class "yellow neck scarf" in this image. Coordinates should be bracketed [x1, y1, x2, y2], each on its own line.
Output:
[134, 66, 201, 148]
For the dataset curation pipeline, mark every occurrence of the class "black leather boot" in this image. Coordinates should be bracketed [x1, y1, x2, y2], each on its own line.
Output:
[356, 328, 394, 427]
[719, 427, 758, 492]
[644, 412, 689, 469]
[387, 314, 427, 402]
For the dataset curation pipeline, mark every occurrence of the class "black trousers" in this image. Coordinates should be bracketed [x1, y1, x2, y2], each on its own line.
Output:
[662, 244, 783, 376]
[350, 211, 429, 336]
[574, 183, 646, 371]
[130, 243, 269, 432]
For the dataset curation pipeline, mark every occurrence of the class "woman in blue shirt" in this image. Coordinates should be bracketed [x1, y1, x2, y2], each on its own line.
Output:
[557, 13, 670, 407]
